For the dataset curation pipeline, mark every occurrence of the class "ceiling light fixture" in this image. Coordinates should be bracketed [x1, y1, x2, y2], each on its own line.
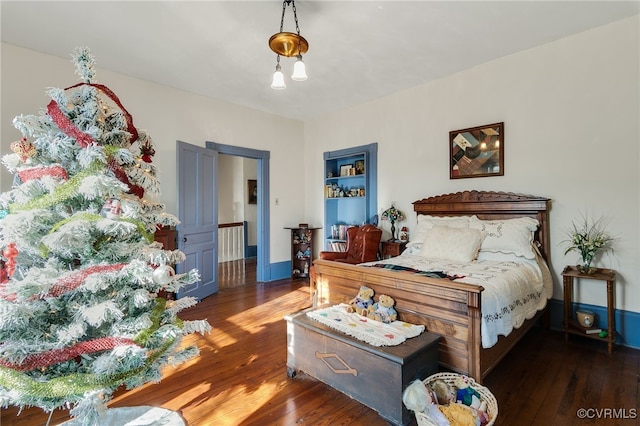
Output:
[269, 0, 308, 89]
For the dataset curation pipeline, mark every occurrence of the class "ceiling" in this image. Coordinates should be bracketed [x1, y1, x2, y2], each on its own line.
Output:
[1, 1, 638, 121]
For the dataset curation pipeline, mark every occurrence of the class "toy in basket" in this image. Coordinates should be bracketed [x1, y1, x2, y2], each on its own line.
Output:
[402, 372, 498, 426]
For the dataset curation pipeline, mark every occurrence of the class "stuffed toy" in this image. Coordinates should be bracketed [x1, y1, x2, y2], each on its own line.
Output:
[402, 379, 433, 413]
[347, 285, 374, 316]
[438, 403, 477, 426]
[402, 380, 449, 426]
[454, 376, 490, 425]
[455, 376, 482, 408]
[430, 379, 456, 405]
[368, 294, 398, 323]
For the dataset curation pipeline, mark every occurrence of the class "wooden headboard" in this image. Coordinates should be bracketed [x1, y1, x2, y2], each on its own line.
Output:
[412, 190, 551, 260]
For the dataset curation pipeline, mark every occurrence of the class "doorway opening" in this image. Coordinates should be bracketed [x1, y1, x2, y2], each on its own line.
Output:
[206, 142, 271, 283]
[217, 153, 257, 288]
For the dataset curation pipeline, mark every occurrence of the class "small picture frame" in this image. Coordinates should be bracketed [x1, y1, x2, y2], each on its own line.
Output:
[248, 179, 257, 204]
[339, 164, 353, 177]
[354, 160, 365, 175]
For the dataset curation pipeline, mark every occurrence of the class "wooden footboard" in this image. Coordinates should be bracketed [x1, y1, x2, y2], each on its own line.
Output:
[312, 259, 487, 381]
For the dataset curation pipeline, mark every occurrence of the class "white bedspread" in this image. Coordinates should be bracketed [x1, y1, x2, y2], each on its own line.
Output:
[362, 252, 553, 348]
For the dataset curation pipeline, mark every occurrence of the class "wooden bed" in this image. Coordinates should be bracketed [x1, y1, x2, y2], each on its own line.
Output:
[311, 190, 551, 384]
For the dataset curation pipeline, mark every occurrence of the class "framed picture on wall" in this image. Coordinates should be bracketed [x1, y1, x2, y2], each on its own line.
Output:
[450, 122, 504, 179]
[248, 179, 257, 204]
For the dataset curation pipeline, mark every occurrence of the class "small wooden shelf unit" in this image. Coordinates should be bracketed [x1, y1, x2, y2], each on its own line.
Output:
[285, 226, 320, 280]
[562, 265, 616, 353]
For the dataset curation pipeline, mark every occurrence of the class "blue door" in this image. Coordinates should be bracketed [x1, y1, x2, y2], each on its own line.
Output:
[176, 141, 218, 300]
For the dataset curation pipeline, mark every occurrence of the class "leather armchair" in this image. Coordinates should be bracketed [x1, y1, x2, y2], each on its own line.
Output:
[319, 224, 382, 264]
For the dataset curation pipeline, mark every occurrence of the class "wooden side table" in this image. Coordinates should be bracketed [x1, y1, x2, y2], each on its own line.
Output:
[562, 265, 616, 353]
[380, 240, 407, 259]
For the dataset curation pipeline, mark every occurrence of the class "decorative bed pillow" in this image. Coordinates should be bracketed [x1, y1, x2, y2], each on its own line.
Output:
[418, 226, 485, 262]
[407, 215, 474, 248]
[469, 216, 539, 259]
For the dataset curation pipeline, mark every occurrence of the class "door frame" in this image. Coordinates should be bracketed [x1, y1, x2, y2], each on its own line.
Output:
[206, 141, 271, 282]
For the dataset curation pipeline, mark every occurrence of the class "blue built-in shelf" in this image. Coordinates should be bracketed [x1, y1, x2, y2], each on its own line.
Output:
[323, 143, 378, 251]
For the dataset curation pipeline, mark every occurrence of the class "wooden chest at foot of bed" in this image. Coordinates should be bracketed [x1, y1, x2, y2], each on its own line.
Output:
[284, 308, 440, 426]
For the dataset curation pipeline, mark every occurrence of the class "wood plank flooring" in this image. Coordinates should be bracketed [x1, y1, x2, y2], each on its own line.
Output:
[2, 271, 638, 425]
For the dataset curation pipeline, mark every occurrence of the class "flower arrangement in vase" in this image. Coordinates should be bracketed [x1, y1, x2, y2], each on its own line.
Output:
[562, 214, 616, 274]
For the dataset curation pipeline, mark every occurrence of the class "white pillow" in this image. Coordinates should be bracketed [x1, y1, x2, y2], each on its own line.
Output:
[419, 226, 485, 262]
[407, 215, 474, 248]
[469, 216, 539, 259]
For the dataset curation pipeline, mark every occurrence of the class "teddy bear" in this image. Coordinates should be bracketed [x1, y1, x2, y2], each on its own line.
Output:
[454, 376, 482, 409]
[347, 285, 374, 316]
[368, 294, 398, 323]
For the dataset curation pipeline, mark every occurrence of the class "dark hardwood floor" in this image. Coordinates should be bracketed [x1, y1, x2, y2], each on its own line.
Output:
[2, 264, 638, 425]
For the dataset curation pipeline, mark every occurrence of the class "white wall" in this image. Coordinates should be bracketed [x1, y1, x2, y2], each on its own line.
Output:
[242, 158, 258, 246]
[0, 43, 305, 264]
[218, 154, 257, 249]
[217, 154, 241, 224]
[304, 16, 640, 313]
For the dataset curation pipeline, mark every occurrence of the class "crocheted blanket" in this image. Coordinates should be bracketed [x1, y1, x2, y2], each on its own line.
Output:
[306, 303, 425, 346]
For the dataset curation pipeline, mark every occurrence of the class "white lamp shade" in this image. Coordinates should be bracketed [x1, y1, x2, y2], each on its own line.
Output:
[271, 69, 286, 90]
[291, 57, 308, 81]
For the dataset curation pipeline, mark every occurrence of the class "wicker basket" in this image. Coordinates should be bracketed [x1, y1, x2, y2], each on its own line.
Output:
[415, 372, 498, 426]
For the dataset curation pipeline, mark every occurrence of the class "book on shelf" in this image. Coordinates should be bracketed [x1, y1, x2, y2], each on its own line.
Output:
[584, 328, 602, 335]
[329, 241, 347, 252]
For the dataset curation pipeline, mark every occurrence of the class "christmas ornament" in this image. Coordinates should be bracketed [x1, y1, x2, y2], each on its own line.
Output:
[3, 243, 18, 278]
[101, 199, 113, 217]
[152, 264, 175, 285]
[105, 199, 122, 220]
[10, 138, 37, 162]
[140, 139, 156, 163]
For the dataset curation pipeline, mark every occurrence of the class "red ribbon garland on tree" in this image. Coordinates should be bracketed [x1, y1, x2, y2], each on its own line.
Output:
[47, 82, 138, 147]
[46, 263, 127, 298]
[107, 158, 145, 199]
[47, 82, 146, 197]
[0, 336, 140, 372]
[46, 101, 95, 148]
[0, 263, 127, 302]
[17, 165, 69, 183]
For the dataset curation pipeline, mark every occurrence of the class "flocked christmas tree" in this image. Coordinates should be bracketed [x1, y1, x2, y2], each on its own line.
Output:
[0, 48, 210, 425]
